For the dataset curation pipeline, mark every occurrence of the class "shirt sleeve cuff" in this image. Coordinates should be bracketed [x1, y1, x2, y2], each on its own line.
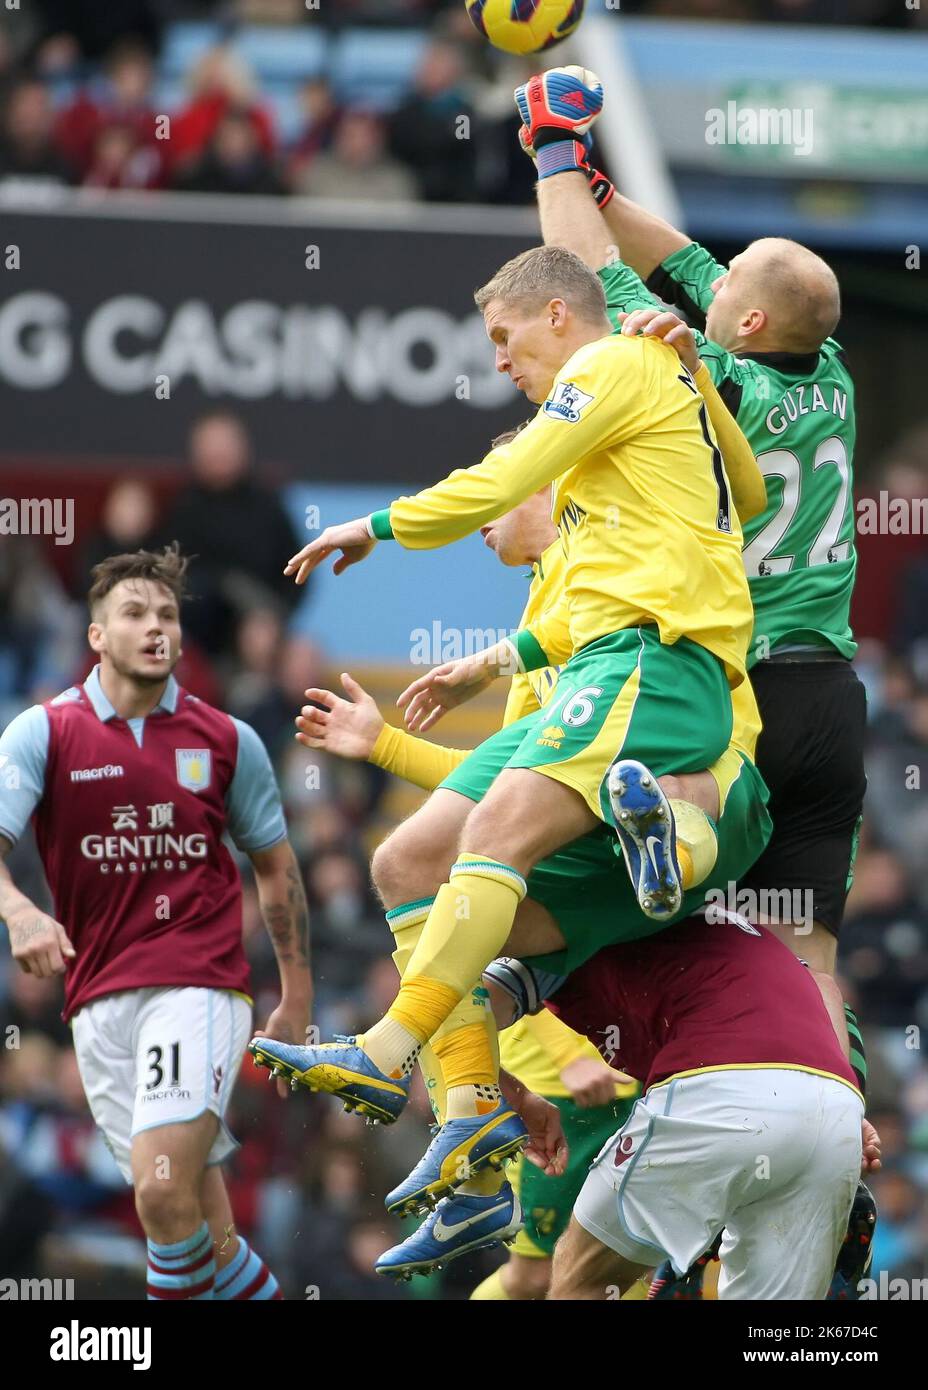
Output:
[514, 629, 550, 673]
[369, 509, 395, 541]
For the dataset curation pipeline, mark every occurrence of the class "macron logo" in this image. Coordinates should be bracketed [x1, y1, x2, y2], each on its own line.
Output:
[70, 764, 124, 783]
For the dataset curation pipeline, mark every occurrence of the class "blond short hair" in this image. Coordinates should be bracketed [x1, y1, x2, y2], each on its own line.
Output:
[475, 245, 608, 324]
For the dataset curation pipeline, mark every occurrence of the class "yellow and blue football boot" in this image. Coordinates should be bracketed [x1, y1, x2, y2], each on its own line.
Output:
[376, 1182, 522, 1281]
[248, 1034, 409, 1124]
[386, 1101, 528, 1217]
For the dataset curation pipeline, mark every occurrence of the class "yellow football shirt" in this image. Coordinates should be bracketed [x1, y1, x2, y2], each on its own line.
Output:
[384, 333, 754, 687]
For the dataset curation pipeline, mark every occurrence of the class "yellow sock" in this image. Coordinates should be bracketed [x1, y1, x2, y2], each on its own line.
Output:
[420, 986, 502, 1124]
[669, 798, 718, 888]
[470, 1267, 511, 1300]
[366, 860, 525, 1076]
[436, 1023, 500, 1095]
[432, 983, 500, 1064]
[385, 900, 449, 1121]
[386, 975, 461, 1044]
[388, 906, 430, 979]
[403, 856, 527, 992]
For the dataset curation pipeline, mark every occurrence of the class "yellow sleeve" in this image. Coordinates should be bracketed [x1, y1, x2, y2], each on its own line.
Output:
[383, 340, 637, 550]
[693, 361, 767, 523]
[369, 722, 469, 792]
[521, 1006, 597, 1072]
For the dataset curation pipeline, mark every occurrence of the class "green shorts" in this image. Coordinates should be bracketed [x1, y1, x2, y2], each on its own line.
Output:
[448, 627, 732, 826]
[526, 750, 771, 975]
[440, 635, 771, 976]
[511, 1093, 636, 1258]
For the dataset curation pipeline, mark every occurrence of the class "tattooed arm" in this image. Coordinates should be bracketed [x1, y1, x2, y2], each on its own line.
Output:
[248, 838, 313, 1094]
[0, 834, 75, 977]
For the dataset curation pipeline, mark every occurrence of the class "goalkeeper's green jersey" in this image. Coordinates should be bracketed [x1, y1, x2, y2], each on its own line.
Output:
[599, 242, 857, 668]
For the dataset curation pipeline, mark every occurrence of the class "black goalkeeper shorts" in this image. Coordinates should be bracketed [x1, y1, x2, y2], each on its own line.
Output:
[741, 656, 867, 938]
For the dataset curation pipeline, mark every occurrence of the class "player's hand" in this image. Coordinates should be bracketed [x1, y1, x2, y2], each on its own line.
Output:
[516, 1088, 569, 1178]
[6, 905, 75, 977]
[618, 308, 701, 377]
[253, 1001, 313, 1100]
[284, 518, 376, 585]
[861, 1117, 882, 1175]
[397, 655, 503, 733]
[295, 673, 384, 761]
[560, 1056, 633, 1108]
[514, 67, 603, 145]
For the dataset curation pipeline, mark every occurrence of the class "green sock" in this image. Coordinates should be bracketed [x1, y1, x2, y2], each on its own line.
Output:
[844, 1003, 867, 1097]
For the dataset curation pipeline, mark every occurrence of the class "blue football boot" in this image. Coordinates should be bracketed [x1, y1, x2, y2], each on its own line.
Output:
[248, 1034, 409, 1125]
[376, 1182, 523, 1281]
[385, 1101, 528, 1216]
[608, 758, 684, 920]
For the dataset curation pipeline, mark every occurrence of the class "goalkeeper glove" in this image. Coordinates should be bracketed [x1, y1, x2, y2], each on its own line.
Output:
[518, 121, 615, 207]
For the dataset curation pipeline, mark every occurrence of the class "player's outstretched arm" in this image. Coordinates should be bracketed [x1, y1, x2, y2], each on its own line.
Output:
[515, 65, 686, 279]
[296, 673, 385, 761]
[520, 1006, 636, 1106]
[397, 638, 518, 734]
[296, 673, 470, 790]
[284, 516, 376, 585]
[620, 307, 766, 523]
[516, 67, 660, 315]
[537, 169, 614, 274]
[599, 192, 690, 283]
[249, 838, 312, 1096]
[0, 836, 75, 977]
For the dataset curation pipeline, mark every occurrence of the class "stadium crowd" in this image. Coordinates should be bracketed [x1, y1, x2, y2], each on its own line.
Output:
[0, 0, 924, 206]
[0, 403, 927, 1297]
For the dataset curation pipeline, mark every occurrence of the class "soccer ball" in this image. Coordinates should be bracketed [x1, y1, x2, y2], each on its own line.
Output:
[465, 0, 586, 56]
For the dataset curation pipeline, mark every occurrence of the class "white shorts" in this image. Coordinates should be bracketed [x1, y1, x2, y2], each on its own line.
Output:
[573, 1067, 863, 1300]
[72, 987, 253, 1184]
